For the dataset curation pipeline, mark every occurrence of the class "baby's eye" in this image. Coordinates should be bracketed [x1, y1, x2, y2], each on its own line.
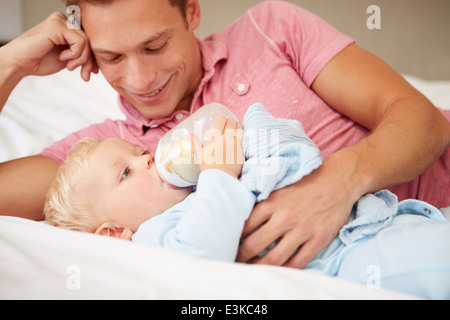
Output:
[121, 167, 131, 181]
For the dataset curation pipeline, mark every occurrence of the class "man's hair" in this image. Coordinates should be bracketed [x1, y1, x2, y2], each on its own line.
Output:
[64, 0, 188, 19]
[44, 137, 102, 233]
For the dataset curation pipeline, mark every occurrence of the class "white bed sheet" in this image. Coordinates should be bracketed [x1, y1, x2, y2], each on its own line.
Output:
[0, 215, 417, 300]
[0, 69, 124, 162]
[1, 69, 448, 299]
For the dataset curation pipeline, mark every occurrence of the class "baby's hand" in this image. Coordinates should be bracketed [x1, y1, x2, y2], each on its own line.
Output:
[196, 117, 244, 179]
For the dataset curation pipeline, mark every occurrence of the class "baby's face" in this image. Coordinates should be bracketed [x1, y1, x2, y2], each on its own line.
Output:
[85, 138, 192, 232]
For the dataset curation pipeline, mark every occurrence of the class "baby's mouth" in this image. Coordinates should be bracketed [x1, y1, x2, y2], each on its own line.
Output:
[157, 170, 188, 191]
[164, 181, 187, 191]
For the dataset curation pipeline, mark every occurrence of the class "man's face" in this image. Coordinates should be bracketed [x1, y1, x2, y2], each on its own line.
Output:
[81, 0, 203, 119]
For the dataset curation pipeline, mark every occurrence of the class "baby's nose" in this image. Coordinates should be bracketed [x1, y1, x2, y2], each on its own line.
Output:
[142, 153, 154, 169]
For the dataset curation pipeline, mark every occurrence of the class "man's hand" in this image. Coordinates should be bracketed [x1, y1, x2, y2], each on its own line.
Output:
[1, 12, 97, 82]
[237, 43, 450, 269]
[237, 150, 360, 268]
[196, 117, 245, 179]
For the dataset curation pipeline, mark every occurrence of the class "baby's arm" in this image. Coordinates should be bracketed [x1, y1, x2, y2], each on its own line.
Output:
[134, 117, 255, 261]
[172, 117, 251, 260]
[173, 169, 255, 261]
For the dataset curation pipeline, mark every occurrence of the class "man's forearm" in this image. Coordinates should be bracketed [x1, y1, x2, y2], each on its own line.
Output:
[311, 44, 450, 197]
[337, 95, 450, 197]
[0, 47, 23, 112]
[0, 156, 59, 220]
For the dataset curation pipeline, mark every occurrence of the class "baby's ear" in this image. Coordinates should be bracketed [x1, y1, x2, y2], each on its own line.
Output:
[95, 223, 134, 240]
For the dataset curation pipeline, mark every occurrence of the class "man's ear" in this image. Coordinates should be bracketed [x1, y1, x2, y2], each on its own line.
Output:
[186, 0, 201, 31]
[95, 223, 134, 240]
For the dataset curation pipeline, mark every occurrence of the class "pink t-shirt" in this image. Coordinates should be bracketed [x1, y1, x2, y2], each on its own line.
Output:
[41, 1, 449, 207]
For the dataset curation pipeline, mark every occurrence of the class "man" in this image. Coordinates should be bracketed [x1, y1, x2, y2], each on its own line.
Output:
[0, 0, 449, 269]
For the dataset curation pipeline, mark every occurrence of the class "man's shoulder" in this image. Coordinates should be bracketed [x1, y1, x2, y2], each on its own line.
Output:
[204, 1, 310, 44]
[250, 0, 301, 13]
[40, 117, 127, 163]
[68, 117, 126, 138]
[247, 0, 310, 22]
[224, 0, 320, 42]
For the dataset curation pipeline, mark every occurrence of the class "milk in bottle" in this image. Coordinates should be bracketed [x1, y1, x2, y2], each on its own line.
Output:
[155, 102, 237, 187]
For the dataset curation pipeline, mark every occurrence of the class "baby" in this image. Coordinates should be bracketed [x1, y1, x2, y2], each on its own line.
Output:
[44, 103, 450, 299]
[44, 103, 323, 261]
[44, 116, 255, 260]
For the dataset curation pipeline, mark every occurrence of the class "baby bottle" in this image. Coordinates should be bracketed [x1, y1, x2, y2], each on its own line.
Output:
[155, 102, 237, 188]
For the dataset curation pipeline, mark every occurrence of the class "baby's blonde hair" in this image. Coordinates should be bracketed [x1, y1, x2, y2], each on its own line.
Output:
[44, 137, 102, 233]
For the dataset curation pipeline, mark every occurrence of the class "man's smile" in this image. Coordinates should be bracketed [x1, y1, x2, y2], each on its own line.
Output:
[128, 74, 173, 105]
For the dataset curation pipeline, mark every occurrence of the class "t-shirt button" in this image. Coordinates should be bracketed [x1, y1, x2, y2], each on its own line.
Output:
[150, 124, 159, 129]
[229, 75, 250, 95]
[175, 113, 184, 120]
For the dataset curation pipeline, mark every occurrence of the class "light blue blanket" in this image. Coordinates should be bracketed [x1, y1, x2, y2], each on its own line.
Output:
[241, 103, 446, 247]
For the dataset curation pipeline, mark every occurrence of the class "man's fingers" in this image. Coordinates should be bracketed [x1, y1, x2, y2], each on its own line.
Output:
[284, 230, 334, 269]
[237, 213, 284, 262]
[80, 55, 98, 82]
[284, 241, 318, 269]
[57, 28, 94, 76]
[255, 231, 306, 266]
[240, 201, 272, 239]
[64, 42, 91, 71]
[237, 228, 274, 262]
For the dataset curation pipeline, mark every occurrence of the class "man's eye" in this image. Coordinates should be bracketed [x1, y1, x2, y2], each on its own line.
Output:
[145, 42, 168, 54]
[100, 55, 121, 64]
[121, 167, 131, 181]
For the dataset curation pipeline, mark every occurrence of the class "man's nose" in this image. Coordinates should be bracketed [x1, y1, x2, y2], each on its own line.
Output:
[125, 57, 157, 93]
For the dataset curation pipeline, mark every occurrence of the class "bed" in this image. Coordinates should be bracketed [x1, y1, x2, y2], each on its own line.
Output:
[0, 68, 448, 300]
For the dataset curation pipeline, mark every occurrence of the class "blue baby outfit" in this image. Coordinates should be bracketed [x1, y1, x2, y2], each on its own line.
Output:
[133, 103, 450, 299]
[133, 169, 255, 261]
[240, 103, 323, 201]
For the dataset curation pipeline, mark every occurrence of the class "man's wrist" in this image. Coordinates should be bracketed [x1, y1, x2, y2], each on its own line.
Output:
[0, 45, 25, 84]
[0, 46, 25, 111]
[321, 146, 375, 203]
